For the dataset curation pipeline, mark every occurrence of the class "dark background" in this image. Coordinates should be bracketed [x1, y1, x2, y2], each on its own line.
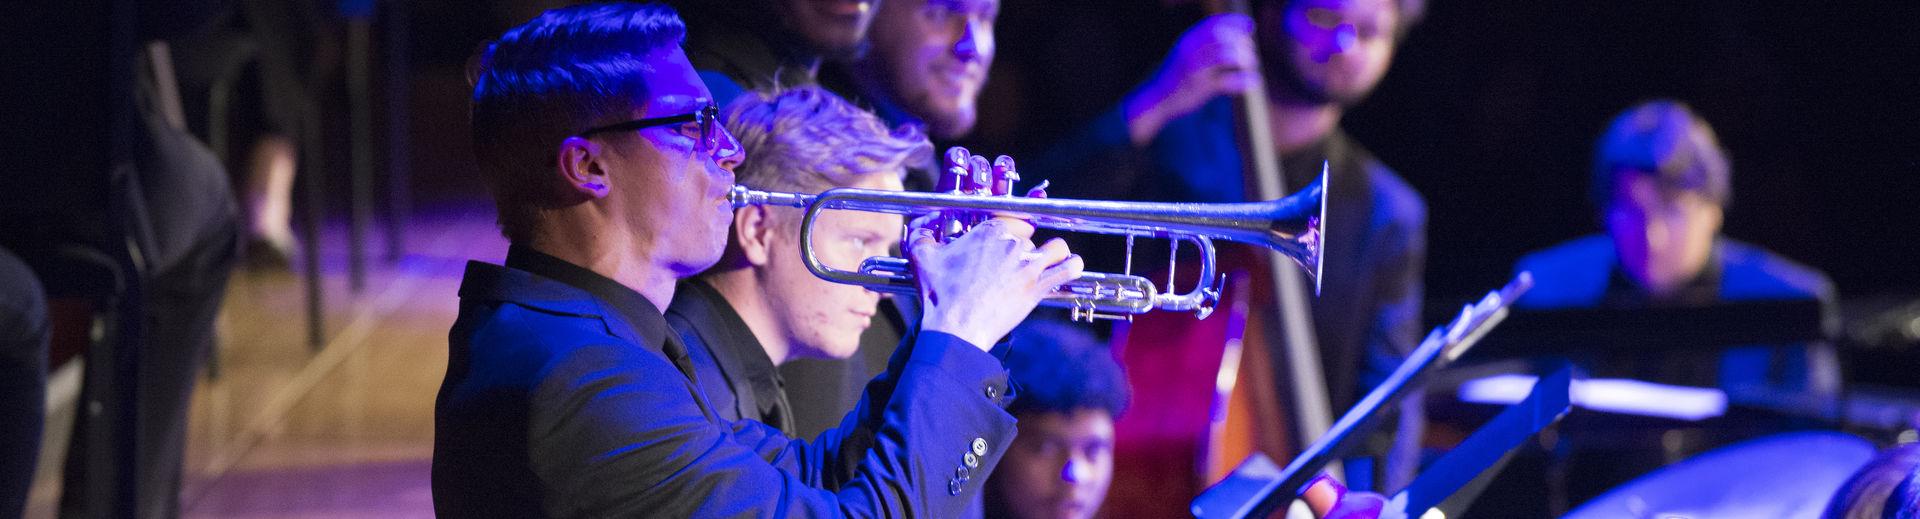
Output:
[1345, 0, 1920, 302]
[959, 0, 1920, 306]
[401, 0, 1920, 307]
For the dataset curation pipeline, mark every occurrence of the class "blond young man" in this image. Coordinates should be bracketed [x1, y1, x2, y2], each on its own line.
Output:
[667, 86, 929, 433]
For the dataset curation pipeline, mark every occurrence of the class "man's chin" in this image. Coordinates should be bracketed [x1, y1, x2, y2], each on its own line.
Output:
[1323, 81, 1378, 106]
[1045, 501, 1092, 519]
[683, 247, 727, 276]
[928, 120, 969, 141]
[811, 35, 869, 61]
[918, 106, 976, 140]
[819, 342, 862, 360]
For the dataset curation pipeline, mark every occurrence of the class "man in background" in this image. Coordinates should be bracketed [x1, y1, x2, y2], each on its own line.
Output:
[982, 322, 1130, 519]
[1515, 99, 1838, 395]
[1511, 99, 1839, 508]
[1034, 0, 1427, 492]
[825, 0, 998, 143]
[669, 0, 879, 105]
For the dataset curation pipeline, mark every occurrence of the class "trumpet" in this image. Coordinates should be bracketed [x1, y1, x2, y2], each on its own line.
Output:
[728, 166, 1325, 322]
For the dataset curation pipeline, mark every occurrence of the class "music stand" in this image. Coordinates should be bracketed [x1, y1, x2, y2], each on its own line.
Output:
[1391, 364, 1573, 516]
[1191, 273, 1534, 519]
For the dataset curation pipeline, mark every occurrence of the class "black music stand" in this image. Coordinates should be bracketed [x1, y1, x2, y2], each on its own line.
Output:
[1393, 364, 1573, 516]
[1194, 366, 1573, 519]
[1191, 273, 1534, 519]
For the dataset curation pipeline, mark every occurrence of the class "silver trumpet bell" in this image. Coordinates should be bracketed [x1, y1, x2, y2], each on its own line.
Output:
[728, 167, 1325, 322]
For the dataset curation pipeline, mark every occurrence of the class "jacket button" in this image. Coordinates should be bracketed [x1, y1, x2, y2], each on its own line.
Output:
[964, 452, 979, 469]
[948, 478, 963, 495]
[972, 438, 989, 456]
[985, 385, 998, 399]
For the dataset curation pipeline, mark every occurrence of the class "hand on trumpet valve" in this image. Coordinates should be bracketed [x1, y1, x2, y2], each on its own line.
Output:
[909, 214, 1084, 351]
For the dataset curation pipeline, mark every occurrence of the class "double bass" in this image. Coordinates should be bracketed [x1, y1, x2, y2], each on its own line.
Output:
[1105, 1, 1337, 516]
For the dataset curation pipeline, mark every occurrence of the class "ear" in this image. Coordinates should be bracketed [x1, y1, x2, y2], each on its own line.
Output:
[733, 205, 776, 267]
[556, 136, 611, 199]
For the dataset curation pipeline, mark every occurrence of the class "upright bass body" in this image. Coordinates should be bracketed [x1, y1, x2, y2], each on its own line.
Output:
[1106, 245, 1305, 519]
[1104, 0, 1338, 515]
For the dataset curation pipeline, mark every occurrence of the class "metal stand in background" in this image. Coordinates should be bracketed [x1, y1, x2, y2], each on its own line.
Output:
[1192, 273, 1535, 519]
[345, 4, 374, 293]
[346, 0, 412, 286]
[1396, 365, 1572, 516]
[382, 0, 411, 263]
[300, 99, 325, 350]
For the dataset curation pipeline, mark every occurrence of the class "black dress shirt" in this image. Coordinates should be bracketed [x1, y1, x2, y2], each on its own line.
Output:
[667, 278, 797, 434]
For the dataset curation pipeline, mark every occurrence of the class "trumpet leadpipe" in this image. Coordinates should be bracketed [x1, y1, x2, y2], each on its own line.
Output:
[729, 186, 813, 209]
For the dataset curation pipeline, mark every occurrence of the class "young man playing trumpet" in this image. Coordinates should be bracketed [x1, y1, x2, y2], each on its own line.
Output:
[433, 3, 1083, 516]
[666, 85, 928, 434]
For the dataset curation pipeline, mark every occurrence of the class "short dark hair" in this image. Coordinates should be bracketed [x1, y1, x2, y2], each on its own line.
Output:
[469, 3, 687, 243]
[1006, 320, 1131, 419]
[1591, 100, 1732, 216]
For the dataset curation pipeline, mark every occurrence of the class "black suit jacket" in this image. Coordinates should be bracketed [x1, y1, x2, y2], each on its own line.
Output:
[433, 246, 1019, 517]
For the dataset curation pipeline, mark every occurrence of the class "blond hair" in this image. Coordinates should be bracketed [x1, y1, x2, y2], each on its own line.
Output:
[722, 86, 932, 194]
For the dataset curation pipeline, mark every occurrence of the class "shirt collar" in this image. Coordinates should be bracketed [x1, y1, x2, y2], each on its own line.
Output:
[670, 278, 784, 386]
[668, 277, 792, 430]
[504, 243, 675, 349]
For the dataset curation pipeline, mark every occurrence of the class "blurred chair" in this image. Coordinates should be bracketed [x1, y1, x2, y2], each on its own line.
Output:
[4, 3, 240, 516]
[172, 0, 332, 351]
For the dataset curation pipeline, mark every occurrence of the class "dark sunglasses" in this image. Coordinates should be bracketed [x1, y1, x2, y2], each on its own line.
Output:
[576, 104, 733, 156]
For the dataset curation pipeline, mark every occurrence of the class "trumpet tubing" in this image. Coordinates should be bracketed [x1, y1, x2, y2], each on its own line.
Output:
[727, 170, 1326, 321]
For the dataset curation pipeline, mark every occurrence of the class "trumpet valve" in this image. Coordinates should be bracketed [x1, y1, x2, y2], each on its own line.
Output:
[993, 155, 1019, 196]
[968, 154, 992, 195]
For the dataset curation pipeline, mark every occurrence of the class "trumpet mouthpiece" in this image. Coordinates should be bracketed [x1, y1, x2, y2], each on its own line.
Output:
[729, 185, 813, 209]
